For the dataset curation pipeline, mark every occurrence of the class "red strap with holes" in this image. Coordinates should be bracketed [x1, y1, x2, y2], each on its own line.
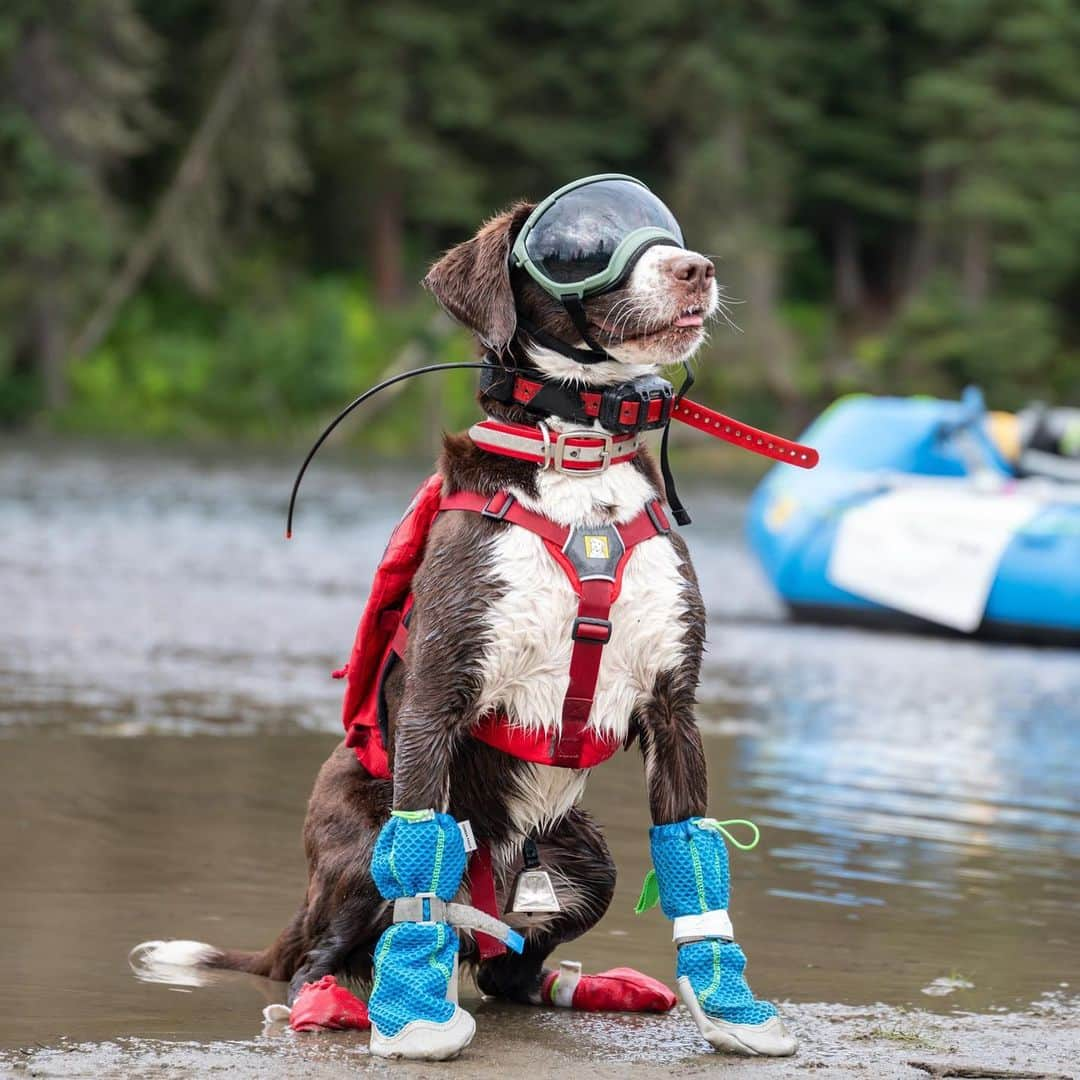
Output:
[672, 397, 819, 468]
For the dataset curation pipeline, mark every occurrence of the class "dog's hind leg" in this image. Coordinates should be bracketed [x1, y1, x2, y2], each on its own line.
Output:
[476, 807, 676, 1013]
[285, 889, 388, 1004]
[477, 807, 604, 1002]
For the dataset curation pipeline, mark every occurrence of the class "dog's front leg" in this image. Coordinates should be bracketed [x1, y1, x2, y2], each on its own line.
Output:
[367, 523, 486, 1060]
[638, 668, 798, 1058]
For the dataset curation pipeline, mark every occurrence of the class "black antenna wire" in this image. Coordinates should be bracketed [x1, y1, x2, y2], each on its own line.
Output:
[285, 361, 500, 538]
[659, 361, 696, 526]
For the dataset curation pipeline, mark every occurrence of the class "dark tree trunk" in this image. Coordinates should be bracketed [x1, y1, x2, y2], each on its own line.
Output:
[66, 0, 287, 361]
[906, 165, 947, 297]
[33, 286, 68, 411]
[371, 180, 405, 307]
[962, 218, 991, 308]
[743, 246, 801, 410]
[833, 212, 865, 315]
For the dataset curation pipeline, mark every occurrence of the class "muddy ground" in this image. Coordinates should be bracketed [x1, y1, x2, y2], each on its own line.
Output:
[3, 997, 1077, 1079]
[2, 443, 1077, 1079]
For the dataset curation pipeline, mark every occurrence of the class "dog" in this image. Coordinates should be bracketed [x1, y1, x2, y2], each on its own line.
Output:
[133, 189, 796, 1059]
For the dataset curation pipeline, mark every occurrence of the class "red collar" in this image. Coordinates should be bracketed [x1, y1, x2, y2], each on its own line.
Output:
[468, 419, 645, 475]
[480, 371, 820, 470]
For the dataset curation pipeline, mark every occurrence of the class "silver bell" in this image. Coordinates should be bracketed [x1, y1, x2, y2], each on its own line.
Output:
[508, 838, 561, 915]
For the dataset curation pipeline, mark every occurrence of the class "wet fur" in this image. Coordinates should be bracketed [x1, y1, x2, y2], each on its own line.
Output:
[178, 200, 717, 1007]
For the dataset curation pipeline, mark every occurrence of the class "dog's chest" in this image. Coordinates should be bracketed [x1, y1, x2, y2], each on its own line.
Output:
[474, 463, 688, 747]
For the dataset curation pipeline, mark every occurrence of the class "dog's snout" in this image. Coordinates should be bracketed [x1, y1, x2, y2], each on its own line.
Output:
[665, 252, 715, 287]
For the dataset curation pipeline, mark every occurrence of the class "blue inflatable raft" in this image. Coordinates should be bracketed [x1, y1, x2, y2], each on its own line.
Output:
[747, 388, 1080, 644]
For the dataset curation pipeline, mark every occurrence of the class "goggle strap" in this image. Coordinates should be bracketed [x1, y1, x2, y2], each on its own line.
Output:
[561, 296, 608, 357]
[516, 314, 611, 366]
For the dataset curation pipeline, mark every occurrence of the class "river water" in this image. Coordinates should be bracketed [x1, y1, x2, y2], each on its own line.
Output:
[1, 440, 1077, 1063]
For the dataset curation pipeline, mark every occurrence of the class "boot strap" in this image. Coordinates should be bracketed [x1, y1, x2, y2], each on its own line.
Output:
[673, 910, 733, 944]
[392, 893, 525, 953]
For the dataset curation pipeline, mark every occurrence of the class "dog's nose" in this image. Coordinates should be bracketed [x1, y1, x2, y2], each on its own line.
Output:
[666, 253, 715, 287]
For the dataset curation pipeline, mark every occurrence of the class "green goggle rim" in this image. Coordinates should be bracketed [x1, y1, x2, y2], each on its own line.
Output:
[510, 173, 684, 300]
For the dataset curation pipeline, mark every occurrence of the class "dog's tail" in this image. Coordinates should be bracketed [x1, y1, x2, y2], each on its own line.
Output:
[130, 910, 305, 983]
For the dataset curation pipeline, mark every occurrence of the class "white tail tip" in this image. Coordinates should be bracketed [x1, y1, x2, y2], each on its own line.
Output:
[129, 939, 220, 987]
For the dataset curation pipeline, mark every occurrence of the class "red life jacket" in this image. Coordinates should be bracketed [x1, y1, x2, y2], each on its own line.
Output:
[335, 475, 671, 778]
[336, 474, 445, 779]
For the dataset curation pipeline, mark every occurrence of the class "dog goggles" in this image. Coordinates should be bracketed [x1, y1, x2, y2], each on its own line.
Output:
[511, 174, 684, 300]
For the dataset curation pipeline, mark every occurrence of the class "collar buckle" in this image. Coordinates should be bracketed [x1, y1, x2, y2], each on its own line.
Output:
[549, 428, 614, 475]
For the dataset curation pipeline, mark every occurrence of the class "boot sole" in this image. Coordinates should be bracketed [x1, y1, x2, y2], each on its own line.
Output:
[369, 1007, 476, 1061]
[677, 977, 797, 1057]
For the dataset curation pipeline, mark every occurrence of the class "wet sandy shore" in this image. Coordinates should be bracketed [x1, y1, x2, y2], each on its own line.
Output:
[3, 443, 1078, 1078]
[3, 997, 1077, 1079]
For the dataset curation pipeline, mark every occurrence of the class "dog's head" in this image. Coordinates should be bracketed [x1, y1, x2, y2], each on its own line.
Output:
[423, 200, 718, 385]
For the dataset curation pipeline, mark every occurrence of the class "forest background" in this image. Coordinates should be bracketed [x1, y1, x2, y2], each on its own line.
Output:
[4, 0, 1079, 454]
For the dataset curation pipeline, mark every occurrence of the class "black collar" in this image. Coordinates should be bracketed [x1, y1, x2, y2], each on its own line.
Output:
[479, 361, 674, 435]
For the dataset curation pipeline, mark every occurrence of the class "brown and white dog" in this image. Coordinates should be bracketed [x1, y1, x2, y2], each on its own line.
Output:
[133, 198, 792, 1055]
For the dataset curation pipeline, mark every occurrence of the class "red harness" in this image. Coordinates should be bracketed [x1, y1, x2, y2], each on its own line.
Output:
[433, 489, 669, 768]
[338, 482, 670, 776]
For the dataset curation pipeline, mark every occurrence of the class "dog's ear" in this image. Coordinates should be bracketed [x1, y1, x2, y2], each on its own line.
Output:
[423, 201, 533, 351]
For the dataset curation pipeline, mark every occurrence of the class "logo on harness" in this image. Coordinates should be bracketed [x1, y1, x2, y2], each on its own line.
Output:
[583, 535, 610, 559]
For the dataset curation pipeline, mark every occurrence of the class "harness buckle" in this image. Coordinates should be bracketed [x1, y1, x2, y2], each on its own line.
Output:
[552, 429, 614, 475]
[571, 616, 613, 643]
[646, 499, 671, 535]
[481, 491, 515, 520]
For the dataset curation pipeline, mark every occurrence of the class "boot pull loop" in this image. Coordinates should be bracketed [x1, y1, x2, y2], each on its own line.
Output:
[697, 818, 761, 851]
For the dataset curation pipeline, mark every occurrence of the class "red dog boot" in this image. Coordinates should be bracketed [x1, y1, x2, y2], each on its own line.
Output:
[541, 960, 676, 1013]
[287, 975, 371, 1032]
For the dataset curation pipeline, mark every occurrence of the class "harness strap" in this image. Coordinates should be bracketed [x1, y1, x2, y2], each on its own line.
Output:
[439, 489, 569, 545]
[556, 577, 614, 767]
[467, 843, 506, 960]
[387, 490, 668, 768]
[435, 490, 670, 769]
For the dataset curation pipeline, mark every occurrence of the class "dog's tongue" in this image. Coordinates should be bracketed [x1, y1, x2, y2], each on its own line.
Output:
[675, 314, 704, 327]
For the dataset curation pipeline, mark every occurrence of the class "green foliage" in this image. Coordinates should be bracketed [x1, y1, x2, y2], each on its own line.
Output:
[908, 0, 1080, 296]
[60, 271, 479, 446]
[1, 0, 1079, 438]
[873, 277, 1075, 407]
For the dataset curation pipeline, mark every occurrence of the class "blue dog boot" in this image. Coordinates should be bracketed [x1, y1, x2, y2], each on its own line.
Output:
[368, 810, 475, 1060]
[647, 817, 796, 1057]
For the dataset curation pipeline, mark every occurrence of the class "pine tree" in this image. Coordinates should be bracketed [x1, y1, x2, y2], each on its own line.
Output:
[0, 0, 160, 409]
[907, 0, 1080, 306]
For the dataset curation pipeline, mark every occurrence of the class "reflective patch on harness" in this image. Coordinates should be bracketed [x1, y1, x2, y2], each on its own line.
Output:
[583, 535, 610, 559]
[563, 524, 625, 582]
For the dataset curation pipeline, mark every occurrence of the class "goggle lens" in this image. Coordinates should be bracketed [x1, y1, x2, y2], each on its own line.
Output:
[524, 178, 683, 285]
